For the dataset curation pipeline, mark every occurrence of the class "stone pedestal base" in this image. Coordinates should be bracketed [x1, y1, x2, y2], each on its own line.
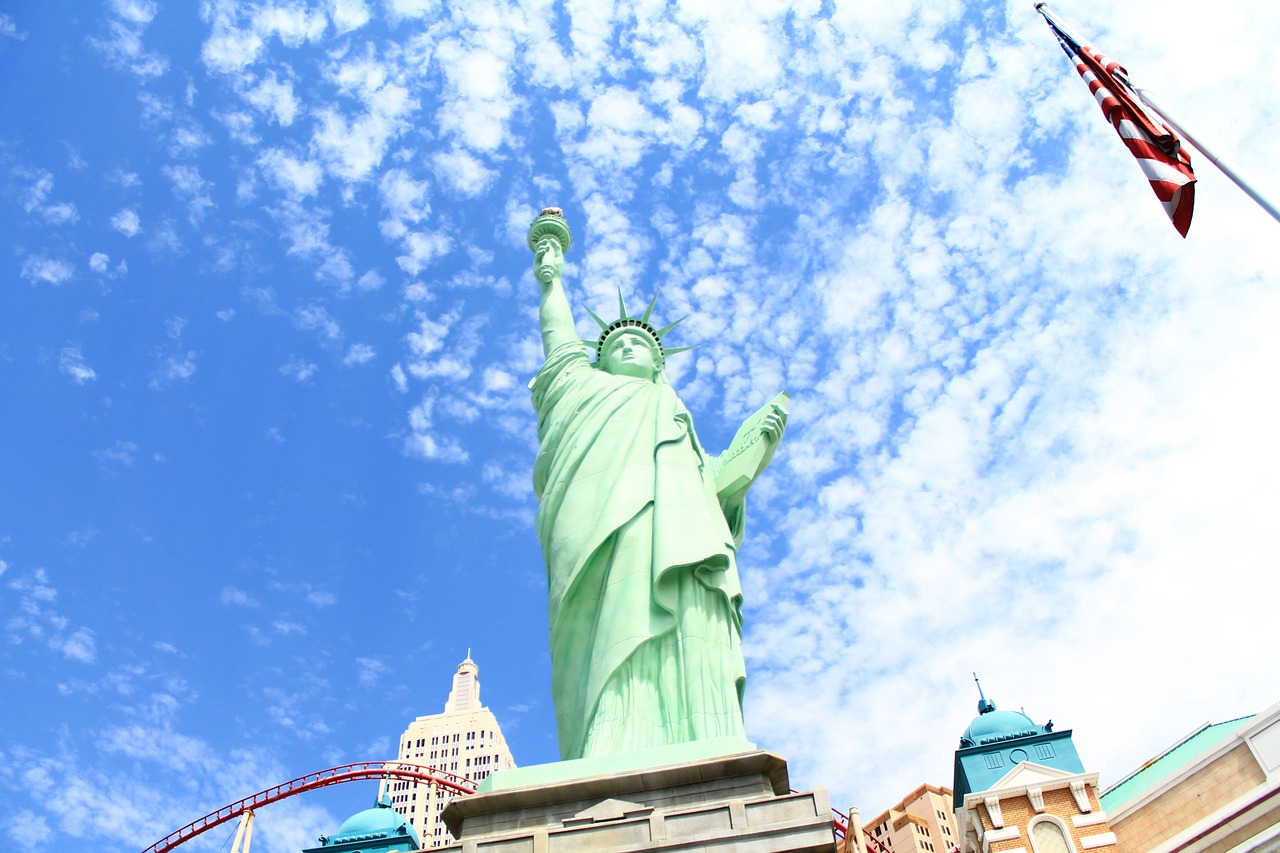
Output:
[437, 747, 834, 853]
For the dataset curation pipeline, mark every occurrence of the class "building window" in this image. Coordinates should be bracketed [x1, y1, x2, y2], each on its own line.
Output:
[984, 753, 1004, 770]
[1035, 743, 1057, 760]
[1030, 818, 1075, 853]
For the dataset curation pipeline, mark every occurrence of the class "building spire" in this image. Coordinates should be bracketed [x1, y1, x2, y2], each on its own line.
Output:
[973, 672, 995, 714]
[445, 653, 481, 714]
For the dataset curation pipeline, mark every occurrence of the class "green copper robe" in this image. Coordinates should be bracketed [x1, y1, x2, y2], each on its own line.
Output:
[531, 343, 748, 760]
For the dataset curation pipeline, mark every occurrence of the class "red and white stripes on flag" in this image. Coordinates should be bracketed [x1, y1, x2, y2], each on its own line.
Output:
[1040, 10, 1196, 236]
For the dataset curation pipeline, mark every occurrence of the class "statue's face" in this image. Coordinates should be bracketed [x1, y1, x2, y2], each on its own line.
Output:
[601, 331, 660, 381]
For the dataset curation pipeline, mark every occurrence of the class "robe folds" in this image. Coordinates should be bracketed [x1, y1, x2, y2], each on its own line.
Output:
[530, 343, 748, 760]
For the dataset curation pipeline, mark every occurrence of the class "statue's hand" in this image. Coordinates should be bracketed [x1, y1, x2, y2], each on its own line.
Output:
[533, 237, 564, 284]
[760, 403, 787, 444]
[755, 403, 787, 471]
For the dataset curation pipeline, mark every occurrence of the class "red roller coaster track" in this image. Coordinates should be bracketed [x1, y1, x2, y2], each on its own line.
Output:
[142, 760, 890, 853]
[138, 761, 476, 853]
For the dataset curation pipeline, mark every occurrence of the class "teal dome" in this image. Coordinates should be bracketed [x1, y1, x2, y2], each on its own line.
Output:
[960, 695, 1047, 748]
[320, 793, 420, 848]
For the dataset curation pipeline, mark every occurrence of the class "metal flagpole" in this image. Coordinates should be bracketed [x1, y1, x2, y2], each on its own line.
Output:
[1114, 74, 1280, 226]
[1036, 2, 1280, 227]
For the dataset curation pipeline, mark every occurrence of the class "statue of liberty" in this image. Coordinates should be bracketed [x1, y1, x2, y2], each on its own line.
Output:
[527, 209, 788, 761]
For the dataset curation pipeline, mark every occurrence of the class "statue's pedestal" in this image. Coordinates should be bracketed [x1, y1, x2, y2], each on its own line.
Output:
[437, 743, 835, 853]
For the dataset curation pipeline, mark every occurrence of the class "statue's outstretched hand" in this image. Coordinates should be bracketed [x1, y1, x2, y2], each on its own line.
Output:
[760, 403, 787, 444]
[755, 402, 787, 472]
[534, 237, 564, 284]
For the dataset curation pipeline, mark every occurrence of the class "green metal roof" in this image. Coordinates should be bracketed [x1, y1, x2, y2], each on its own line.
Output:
[1099, 715, 1254, 812]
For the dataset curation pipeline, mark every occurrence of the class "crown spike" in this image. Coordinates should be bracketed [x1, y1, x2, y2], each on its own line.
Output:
[661, 345, 697, 357]
[640, 290, 660, 324]
[616, 288, 630, 321]
[656, 315, 688, 338]
[583, 306, 611, 330]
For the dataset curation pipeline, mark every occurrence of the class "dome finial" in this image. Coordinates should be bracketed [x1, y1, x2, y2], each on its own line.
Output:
[974, 672, 996, 714]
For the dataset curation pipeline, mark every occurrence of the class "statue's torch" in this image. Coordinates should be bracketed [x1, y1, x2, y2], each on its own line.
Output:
[528, 207, 572, 283]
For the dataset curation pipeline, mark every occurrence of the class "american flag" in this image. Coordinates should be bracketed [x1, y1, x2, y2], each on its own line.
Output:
[1038, 6, 1195, 236]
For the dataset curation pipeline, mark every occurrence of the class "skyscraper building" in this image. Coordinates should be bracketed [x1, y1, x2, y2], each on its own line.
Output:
[387, 654, 517, 847]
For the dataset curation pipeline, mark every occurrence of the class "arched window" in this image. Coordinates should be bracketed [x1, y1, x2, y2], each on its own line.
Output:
[1029, 817, 1076, 853]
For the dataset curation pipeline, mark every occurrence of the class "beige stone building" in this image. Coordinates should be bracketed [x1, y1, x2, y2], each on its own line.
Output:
[1100, 701, 1280, 853]
[386, 655, 517, 847]
[863, 783, 961, 853]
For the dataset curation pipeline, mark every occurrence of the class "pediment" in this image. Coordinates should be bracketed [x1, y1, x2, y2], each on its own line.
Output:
[990, 761, 1082, 790]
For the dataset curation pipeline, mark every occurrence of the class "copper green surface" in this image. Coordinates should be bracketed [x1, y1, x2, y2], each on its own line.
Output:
[528, 213, 787, 761]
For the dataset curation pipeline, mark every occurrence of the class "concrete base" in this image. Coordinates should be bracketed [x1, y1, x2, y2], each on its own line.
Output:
[436, 747, 834, 853]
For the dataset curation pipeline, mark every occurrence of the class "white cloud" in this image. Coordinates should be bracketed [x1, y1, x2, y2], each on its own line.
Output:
[252, 3, 327, 47]
[89, 253, 110, 274]
[431, 147, 497, 197]
[149, 352, 197, 388]
[6, 569, 99, 665]
[258, 147, 323, 197]
[161, 164, 215, 220]
[22, 171, 78, 224]
[54, 628, 97, 664]
[59, 347, 97, 384]
[111, 208, 142, 236]
[330, 0, 370, 33]
[280, 357, 318, 382]
[354, 656, 387, 686]
[245, 70, 300, 125]
[385, 0, 439, 21]
[356, 269, 384, 291]
[93, 441, 138, 467]
[21, 255, 74, 285]
[94, 0, 168, 77]
[201, 22, 264, 73]
[305, 590, 337, 607]
[1, 13, 26, 40]
[294, 304, 342, 342]
[219, 586, 259, 608]
[343, 343, 375, 365]
[8, 811, 50, 846]
[404, 397, 468, 462]
[378, 168, 430, 239]
[312, 78, 417, 181]
[396, 231, 449, 275]
[435, 37, 517, 152]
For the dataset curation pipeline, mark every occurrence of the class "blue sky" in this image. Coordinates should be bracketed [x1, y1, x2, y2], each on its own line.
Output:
[3, 1, 1279, 851]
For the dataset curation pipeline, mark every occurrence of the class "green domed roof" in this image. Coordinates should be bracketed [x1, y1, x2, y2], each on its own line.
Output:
[323, 792, 420, 848]
[962, 705, 1040, 746]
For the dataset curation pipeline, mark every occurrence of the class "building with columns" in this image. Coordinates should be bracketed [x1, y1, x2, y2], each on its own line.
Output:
[386, 655, 517, 848]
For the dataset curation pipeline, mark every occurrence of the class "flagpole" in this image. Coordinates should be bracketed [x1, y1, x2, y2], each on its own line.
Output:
[1036, 2, 1280, 227]
[1116, 76, 1280, 226]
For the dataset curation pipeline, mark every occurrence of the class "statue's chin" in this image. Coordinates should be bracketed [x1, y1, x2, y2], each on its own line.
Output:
[605, 364, 656, 381]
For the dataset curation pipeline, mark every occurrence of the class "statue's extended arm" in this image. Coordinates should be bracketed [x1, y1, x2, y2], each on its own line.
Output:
[716, 399, 788, 521]
[535, 237, 578, 358]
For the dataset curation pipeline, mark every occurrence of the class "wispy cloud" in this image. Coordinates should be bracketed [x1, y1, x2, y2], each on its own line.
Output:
[59, 346, 97, 384]
[219, 586, 259, 608]
[149, 352, 197, 388]
[6, 568, 98, 664]
[280, 357, 318, 382]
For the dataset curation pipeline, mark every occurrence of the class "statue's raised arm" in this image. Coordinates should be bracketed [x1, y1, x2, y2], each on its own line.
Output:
[525, 208, 787, 764]
[529, 208, 578, 358]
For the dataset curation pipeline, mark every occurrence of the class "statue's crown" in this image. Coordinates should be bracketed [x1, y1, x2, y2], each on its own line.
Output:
[584, 290, 695, 366]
